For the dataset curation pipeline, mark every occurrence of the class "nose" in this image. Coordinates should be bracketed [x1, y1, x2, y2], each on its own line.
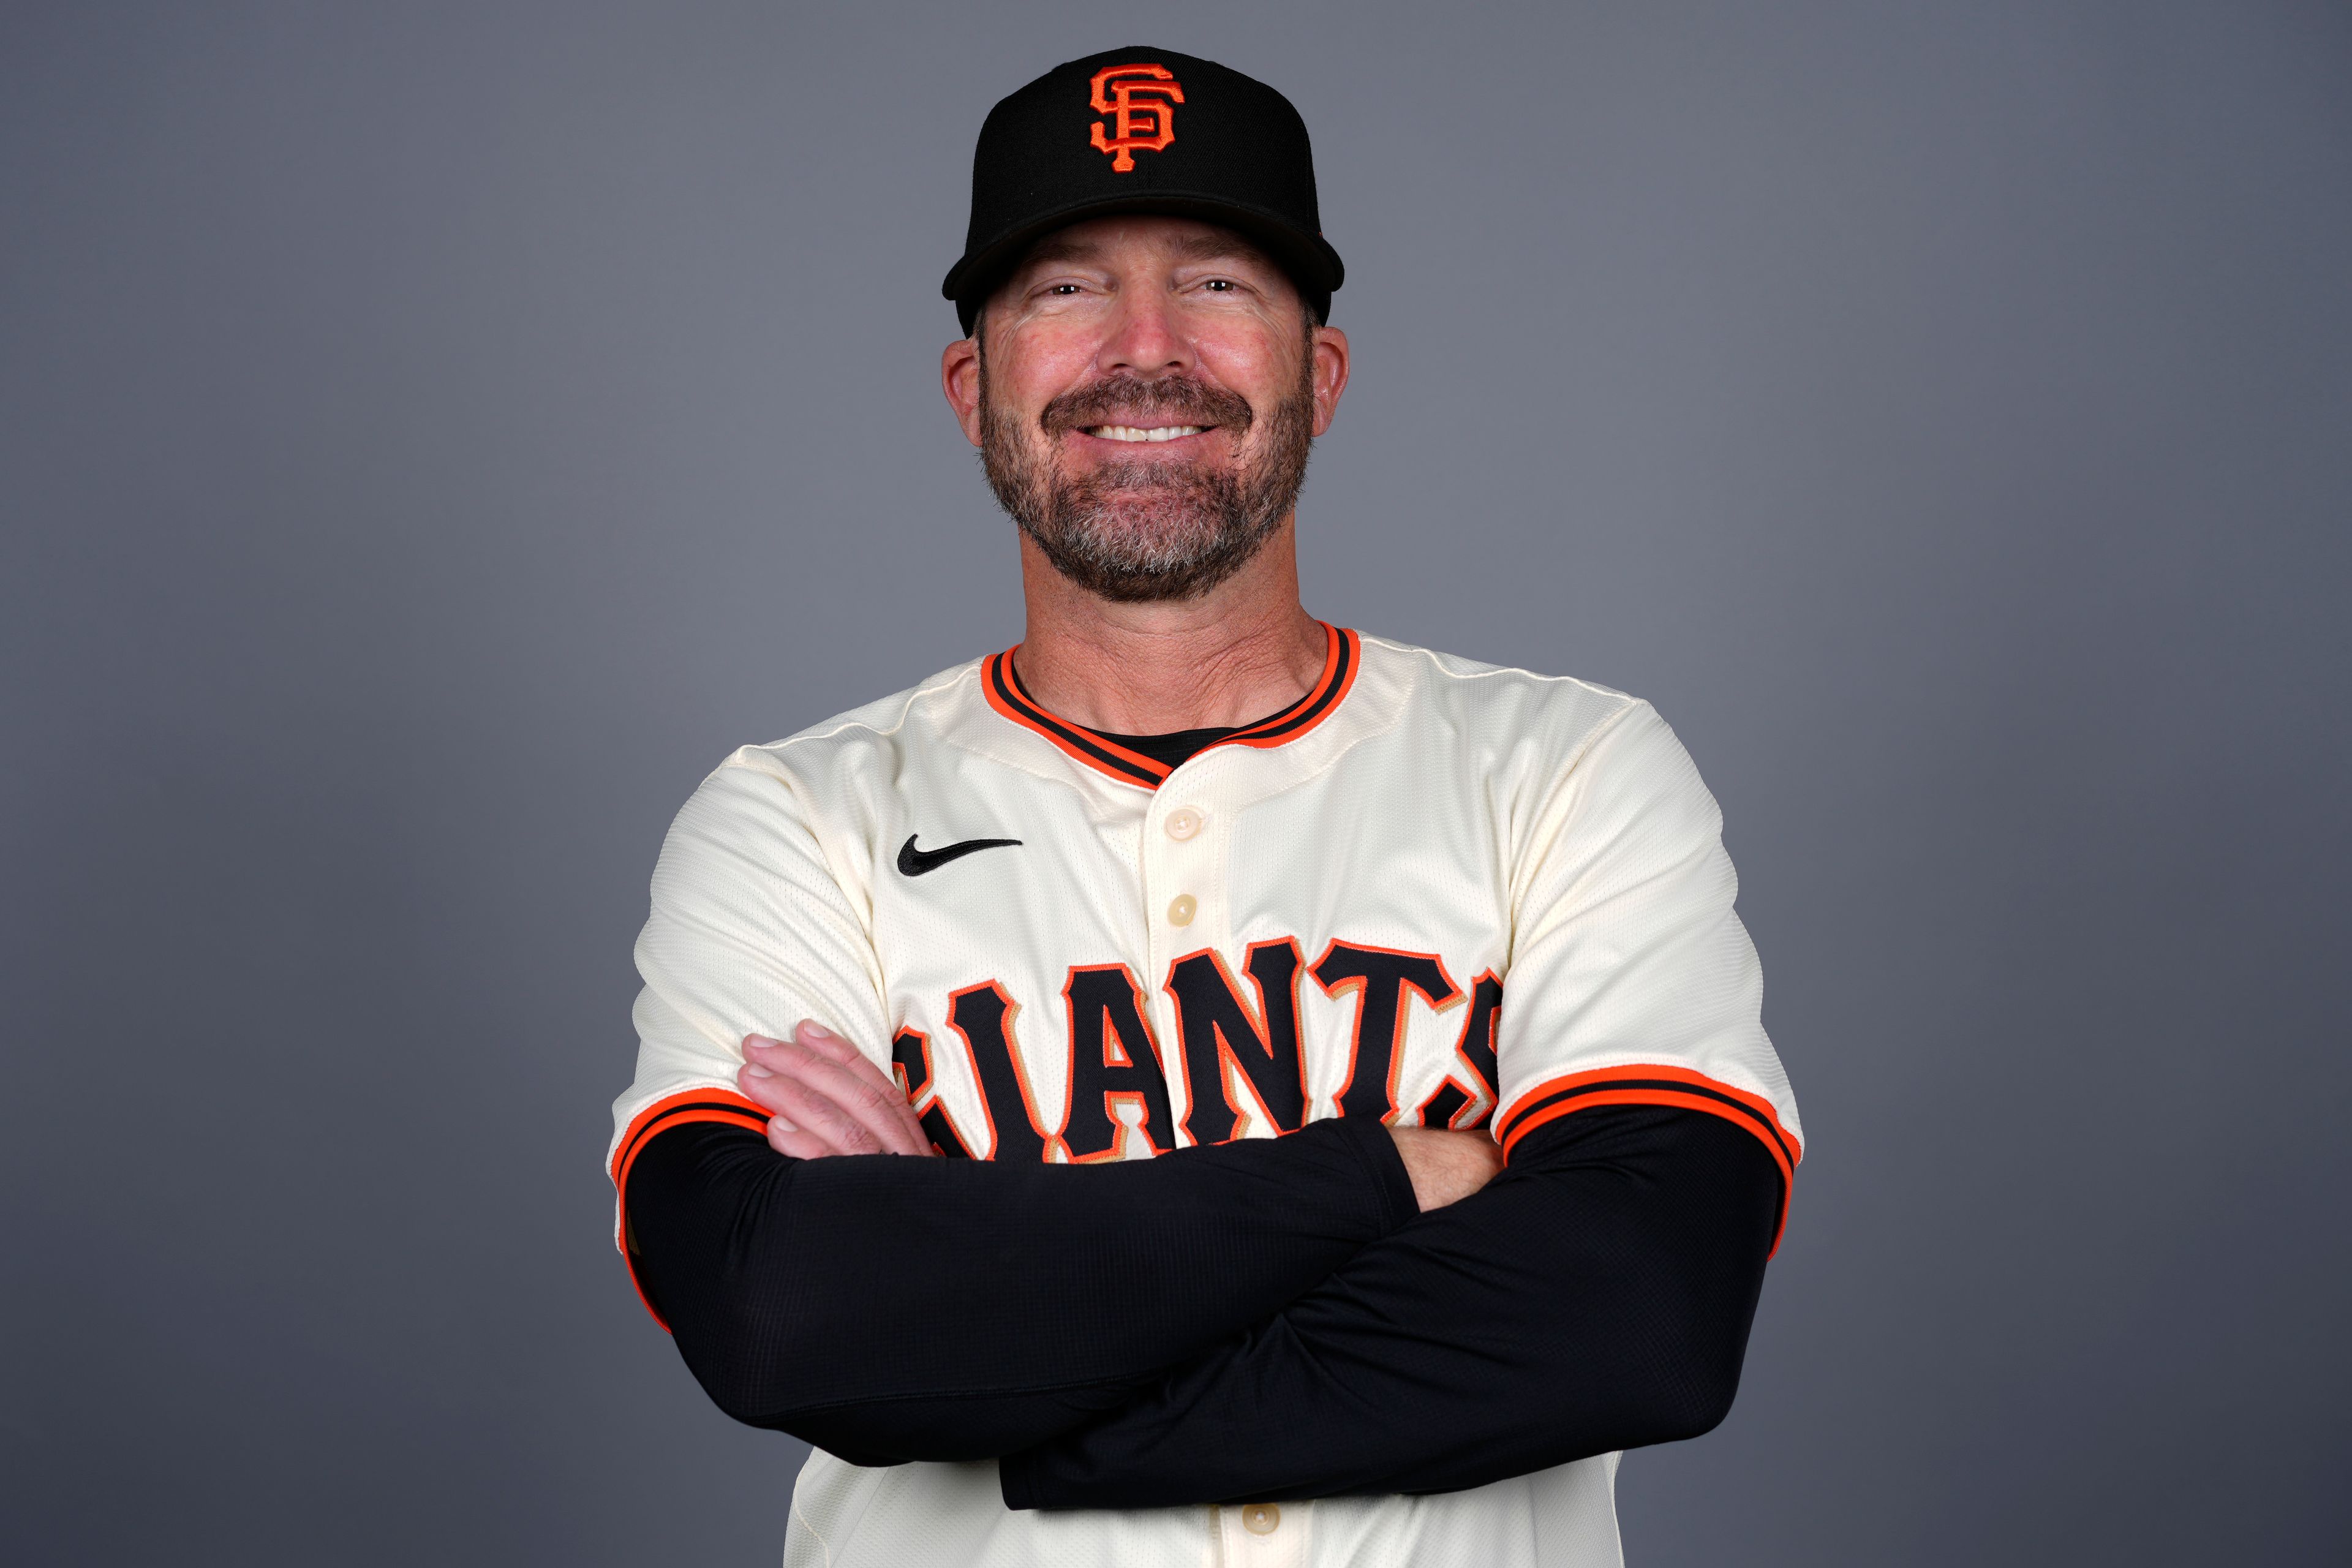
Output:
[1096, 287, 1189, 380]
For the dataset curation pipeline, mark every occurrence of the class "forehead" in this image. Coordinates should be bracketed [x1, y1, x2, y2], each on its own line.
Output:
[1008, 214, 1280, 276]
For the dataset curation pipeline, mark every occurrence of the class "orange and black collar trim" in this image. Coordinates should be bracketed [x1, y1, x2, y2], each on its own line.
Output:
[983, 624, 1361, 789]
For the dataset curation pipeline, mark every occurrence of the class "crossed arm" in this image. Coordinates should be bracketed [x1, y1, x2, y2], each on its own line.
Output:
[621, 1022, 1782, 1508]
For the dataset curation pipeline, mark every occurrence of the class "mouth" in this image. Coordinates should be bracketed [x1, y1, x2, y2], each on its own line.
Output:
[1081, 424, 1212, 443]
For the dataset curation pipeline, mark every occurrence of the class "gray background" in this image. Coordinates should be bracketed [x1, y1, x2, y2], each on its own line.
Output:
[4, 2, 2346, 1563]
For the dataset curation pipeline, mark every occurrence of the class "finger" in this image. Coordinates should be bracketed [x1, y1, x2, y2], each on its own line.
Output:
[791, 1023, 908, 1105]
[764, 1049, 925, 1156]
[793, 1022, 933, 1155]
[791, 1022, 867, 1067]
[737, 1060, 881, 1155]
[742, 1038, 902, 1158]
[741, 1032, 937, 1161]
[747, 1030, 930, 1158]
[735, 1058, 798, 1117]
[765, 1115, 837, 1160]
[750, 1067, 888, 1155]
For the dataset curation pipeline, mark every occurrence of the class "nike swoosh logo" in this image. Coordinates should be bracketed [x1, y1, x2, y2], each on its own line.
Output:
[897, 833, 1022, 877]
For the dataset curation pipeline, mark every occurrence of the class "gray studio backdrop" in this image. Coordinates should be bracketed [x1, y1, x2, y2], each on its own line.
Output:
[4, 3, 2346, 1564]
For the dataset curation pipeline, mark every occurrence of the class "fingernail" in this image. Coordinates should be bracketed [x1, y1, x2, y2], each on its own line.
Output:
[769, 1116, 796, 1133]
[745, 1035, 775, 1049]
[745, 1065, 774, 1079]
[801, 1021, 834, 1040]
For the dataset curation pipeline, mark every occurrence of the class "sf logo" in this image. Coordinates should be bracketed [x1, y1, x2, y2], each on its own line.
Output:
[1089, 64, 1183, 172]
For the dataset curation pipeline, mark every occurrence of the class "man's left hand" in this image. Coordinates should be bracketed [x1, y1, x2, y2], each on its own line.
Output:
[736, 1021, 939, 1158]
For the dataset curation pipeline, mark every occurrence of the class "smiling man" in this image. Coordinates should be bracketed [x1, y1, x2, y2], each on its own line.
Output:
[967, 220, 1325, 609]
[609, 47, 1802, 1568]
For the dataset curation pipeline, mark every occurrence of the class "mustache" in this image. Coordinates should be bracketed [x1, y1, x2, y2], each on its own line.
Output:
[1039, 374, 1257, 434]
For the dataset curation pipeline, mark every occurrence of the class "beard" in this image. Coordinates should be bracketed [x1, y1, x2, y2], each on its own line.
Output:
[979, 358, 1316, 603]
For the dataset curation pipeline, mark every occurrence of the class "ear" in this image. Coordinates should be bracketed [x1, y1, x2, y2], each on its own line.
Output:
[941, 335, 985, 448]
[1308, 325, 1351, 438]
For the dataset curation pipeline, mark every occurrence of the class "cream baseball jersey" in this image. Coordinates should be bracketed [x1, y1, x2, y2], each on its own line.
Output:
[608, 625, 1802, 1568]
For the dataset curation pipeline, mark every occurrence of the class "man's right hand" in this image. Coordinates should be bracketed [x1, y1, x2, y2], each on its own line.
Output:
[1387, 1126, 1506, 1212]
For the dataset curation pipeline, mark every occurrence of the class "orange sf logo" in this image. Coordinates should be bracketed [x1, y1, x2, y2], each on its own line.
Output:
[1089, 64, 1183, 172]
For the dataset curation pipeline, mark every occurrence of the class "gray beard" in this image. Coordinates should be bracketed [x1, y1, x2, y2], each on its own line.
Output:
[979, 372, 1315, 603]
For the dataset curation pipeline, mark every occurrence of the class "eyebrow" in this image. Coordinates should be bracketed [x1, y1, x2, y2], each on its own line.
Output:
[1167, 232, 1276, 267]
[1017, 235, 1106, 269]
[1015, 230, 1276, 273]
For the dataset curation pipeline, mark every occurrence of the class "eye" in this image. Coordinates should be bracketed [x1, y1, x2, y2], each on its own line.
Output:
[1049, 282, 1084, 295]
[1202, 278, 1237, 293]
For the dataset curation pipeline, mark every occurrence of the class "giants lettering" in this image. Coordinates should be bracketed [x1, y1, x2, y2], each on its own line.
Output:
[889, 1026, 978, 1157]
[946, 981, 1053, 1162]
[915, 938, 1490, 1159]
[1312, 940, 1463, 1122]
[1165, 940, 1309, 1145]
[1060, 965, 1174, 1160]
[1413, 971, 1503, 1130]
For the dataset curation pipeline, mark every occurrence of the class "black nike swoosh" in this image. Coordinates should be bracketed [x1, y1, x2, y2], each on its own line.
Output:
[897, 834, 1022, 877]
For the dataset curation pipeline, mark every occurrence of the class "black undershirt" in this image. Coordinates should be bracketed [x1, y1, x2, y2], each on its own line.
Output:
[1094, 720, 1259, 771]
[623, 1106, 1780, 1509]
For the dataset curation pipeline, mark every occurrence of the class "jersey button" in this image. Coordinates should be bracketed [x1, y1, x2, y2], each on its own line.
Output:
[1166, 894, 1197, 927]
[1165, 807, 1204, 840]
[1241, 1502, 1280, 1535]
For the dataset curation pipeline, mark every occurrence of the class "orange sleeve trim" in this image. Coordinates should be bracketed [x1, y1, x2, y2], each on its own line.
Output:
[1496, 1065, 1801, 1256]
[609, 1087, 772, 1332]
[1496, 1064, 1798, 1155]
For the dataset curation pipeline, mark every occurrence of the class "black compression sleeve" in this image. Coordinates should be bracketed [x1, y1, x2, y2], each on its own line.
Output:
[621, 1114, 1418, 1464]
[998, 1106, 1782, 1508]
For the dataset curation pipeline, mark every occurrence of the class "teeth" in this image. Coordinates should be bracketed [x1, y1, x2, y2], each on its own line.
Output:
[1090, 424, 1207, 442]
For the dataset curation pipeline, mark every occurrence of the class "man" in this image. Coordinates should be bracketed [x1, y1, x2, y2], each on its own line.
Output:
[609, 47, 1801, 1568]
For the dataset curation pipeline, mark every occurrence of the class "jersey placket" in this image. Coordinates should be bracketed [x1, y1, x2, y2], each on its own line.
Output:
[1213, 1498, 1312, 1567]
[1137, 763, 1227, 1553]
[1141, 765, 1228, 1123]
[1143, 761, 1321, 1562]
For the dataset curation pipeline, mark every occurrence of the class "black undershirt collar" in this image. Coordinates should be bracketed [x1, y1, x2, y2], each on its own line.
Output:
[1094, 712, 1285, 772]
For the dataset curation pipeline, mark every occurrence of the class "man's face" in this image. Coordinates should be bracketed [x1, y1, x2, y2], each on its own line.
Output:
[944, 216, 1349, 602]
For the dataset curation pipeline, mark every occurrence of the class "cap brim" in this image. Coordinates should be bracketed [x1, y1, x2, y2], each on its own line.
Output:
[944, 191, 1343, 334]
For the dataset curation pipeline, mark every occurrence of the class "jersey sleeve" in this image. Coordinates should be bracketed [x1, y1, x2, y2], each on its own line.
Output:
[606, 752, 892, 1264]
[1491, 701, 1803, 1246]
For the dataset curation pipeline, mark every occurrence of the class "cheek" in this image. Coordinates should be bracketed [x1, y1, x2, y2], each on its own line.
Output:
[1191, 323, 1308, 413]
[992, 318, 1110, 410]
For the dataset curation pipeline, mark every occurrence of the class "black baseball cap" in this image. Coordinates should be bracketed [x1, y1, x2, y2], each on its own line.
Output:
[943, 47, 1344, 335]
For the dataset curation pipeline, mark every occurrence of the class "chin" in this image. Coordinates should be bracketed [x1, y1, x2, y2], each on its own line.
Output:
[1066, 505, 1231, 562]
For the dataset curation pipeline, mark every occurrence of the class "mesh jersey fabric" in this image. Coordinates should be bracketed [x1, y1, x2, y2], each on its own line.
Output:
[608, 630, 1802, 1567]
